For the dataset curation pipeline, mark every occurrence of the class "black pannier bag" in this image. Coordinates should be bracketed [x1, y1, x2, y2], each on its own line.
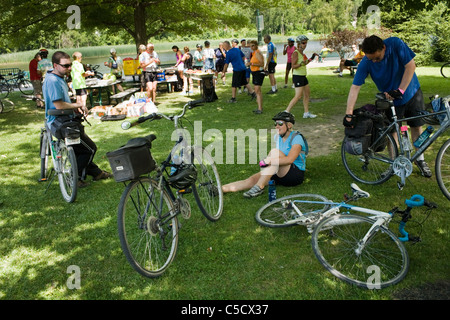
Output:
[344, 104, 388, 155]
[107, 136, 156, 182]
[50, 115, 83, 140]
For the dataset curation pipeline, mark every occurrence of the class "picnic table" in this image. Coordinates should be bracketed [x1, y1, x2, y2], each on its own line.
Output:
[85, 79, 122, 107]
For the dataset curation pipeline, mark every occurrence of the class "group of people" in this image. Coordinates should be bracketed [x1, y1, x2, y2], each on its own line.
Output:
[36, 33, 433, 198]
[224, 34, 433, 198]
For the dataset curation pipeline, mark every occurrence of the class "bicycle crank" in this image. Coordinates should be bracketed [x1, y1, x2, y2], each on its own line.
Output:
[393, 156, 413, 189]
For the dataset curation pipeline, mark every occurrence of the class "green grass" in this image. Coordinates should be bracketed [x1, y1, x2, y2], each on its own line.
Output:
[0, 65, 449, 300]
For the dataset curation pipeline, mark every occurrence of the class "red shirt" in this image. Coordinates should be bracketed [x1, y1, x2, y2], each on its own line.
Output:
[29, 59, 40, 81]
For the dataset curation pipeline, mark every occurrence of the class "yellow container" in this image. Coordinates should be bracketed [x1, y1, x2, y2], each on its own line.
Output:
[134, 59, 141, 75]
[123, 59, 135, 76]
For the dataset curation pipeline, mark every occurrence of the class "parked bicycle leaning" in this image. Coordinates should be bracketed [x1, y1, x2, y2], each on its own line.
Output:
[43, 51, 112, 188]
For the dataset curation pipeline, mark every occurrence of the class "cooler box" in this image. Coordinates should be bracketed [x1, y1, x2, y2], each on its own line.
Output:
[123, 58, 135, 76]
[157, 71, 165, 81]
[134, 59, 141, 75]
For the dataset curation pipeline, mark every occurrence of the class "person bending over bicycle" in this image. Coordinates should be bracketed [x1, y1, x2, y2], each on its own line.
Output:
[42, 51, 112, 187]
[343, 35, 432, 178]
[222, 111, 306, 198]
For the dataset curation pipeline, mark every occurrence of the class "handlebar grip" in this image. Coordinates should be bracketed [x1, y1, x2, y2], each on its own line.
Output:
[188, 99, 204, 108]
[405, 194, 425, 207]
[47, 109, 75, 116]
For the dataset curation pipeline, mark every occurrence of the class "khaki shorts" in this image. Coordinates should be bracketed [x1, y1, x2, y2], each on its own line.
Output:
[31, 80, 42, 95]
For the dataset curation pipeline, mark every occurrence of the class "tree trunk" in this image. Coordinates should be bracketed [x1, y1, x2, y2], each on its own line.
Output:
[134, 3, 148, 52]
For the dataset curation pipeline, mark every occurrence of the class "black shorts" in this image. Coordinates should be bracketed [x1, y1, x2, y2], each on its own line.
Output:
[251, 71, 265, 86]
[344, 60, 357, 66]
[215, 63, 224, 72]
[292, 75, 308, 87]
[386, 88, 425, 128]
[267, 62, 277, 74]
[232, 70, 248, 87]
[271, 164, 305, 187]
[75, 88, 87, 96]
[144, 71, 157, 83]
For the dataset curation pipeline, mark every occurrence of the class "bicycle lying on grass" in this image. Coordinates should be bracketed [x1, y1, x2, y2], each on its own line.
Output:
[256, 183, 437, 289]
[108, 99, 223, 278]
[342, 93, 450, 200]
[441, 62, 449, 78]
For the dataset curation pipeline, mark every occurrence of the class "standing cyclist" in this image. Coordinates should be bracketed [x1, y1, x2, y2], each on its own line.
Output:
[343, 35, 432, 178]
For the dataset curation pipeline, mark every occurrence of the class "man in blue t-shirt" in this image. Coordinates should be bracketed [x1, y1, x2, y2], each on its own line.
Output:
[222, 39, 255, 103]
[343, 35, 431, 178]
[43, 51, 112, 186]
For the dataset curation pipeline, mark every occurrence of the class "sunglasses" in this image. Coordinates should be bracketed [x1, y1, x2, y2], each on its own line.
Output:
[57, 63, 72, 68]
[274, 121, 285, 126]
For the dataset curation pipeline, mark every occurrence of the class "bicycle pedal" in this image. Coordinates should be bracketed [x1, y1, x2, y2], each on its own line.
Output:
[177, 188, 192, 194]
[38, 178, 48, 182]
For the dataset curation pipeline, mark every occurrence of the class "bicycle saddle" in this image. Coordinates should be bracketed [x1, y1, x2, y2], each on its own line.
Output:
[350, 183, 370, 198]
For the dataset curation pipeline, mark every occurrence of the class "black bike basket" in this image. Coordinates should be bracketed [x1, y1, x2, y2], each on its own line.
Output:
[106, 137, 156, 182]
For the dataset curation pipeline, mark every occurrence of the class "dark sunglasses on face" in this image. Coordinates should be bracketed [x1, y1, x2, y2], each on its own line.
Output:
[274, 121, 285, 126]
[58, 63, 72, 68]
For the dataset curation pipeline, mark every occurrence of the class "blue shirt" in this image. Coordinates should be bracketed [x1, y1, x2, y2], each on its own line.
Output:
[225, 47, 246, 71]
[267, 42, 277, 63]
[275, 131, 306, 171]
[353, 37, 420, 106]
[42, 72, 72, 125]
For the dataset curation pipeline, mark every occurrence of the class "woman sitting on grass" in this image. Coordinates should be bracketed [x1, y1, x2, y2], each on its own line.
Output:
[222, 111, 307, 198]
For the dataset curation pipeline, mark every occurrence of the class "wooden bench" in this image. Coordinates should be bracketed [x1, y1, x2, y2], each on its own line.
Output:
[110, 87, 140, 102]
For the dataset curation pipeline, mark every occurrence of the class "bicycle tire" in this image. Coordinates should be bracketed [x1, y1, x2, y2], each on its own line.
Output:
[0, 83, 9, 99]
[312, 214, 409, 289]
[435, 138, 450, 200]
[57, 142, 78, 203]
[255, 194, 331, 228]
[118, 177, 179, 278]
[341, 133, 398, 185]
[39, 129, 51, 181]
[441, 62, 450, 78]
[190, 146, 224, 222]
[18, 79, 34, 95]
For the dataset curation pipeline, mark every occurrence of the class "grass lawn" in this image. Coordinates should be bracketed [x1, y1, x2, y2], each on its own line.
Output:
[0, 64, 449, 302]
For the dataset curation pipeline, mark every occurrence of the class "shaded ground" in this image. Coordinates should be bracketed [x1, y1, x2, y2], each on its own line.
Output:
[393, 280, 450, 300]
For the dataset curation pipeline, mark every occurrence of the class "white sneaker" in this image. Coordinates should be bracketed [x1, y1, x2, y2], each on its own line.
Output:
[238, 88, 242, 94]
[291, 84, 295, 89]
[303, 112, 317, 118]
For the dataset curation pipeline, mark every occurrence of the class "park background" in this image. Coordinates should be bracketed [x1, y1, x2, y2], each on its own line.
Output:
[0, 0, 449, 302]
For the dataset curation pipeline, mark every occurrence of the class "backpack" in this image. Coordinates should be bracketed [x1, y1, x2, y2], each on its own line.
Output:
[289, 131, 309, 156]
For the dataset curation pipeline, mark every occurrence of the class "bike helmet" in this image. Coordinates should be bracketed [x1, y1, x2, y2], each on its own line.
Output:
[296, 35, 309, 42]
[168, 164, 197, 190]
[272, 111, 295, 124]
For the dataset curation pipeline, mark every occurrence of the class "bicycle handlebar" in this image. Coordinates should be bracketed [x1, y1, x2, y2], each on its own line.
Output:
[121, 99, 205, 130]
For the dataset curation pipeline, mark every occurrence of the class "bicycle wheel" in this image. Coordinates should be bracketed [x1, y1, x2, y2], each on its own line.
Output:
[341, 133, 398, 184]
[312, 214, 409, 289]
[441, 62, 450, 78]
[57, 142, 78, 203]
[118, 177, 179, 278]
[436, 139, 450, 200]
[18, 80, 34, 95]
[256, 194, 331, 228]
[0, 83, 9, 99]
[190, 146, 223, 221]
[39, 129, 51, 181]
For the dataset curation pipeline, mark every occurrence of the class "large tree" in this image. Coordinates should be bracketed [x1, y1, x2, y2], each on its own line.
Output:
[0, 0, 274, 51]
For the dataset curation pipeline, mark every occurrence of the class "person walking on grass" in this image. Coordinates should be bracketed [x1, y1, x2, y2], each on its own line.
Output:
[285, 35, 318, 119]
